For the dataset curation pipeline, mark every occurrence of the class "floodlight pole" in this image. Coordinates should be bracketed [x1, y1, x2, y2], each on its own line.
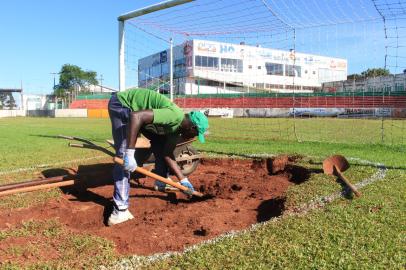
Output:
[117, 0, 194, 92]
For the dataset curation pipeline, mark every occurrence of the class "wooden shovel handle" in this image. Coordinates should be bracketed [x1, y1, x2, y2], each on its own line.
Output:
[113, 157, 203, 197]
[334, 166, 362, 197]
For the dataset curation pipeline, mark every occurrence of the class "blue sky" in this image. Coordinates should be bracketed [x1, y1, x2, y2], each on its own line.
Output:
[0, 0, 158, 94]
[0, 0, 404, 94]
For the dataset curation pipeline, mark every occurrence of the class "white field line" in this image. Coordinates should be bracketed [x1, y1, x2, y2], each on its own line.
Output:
[103, 156, 387, 270]
[0, 155, 107, 176]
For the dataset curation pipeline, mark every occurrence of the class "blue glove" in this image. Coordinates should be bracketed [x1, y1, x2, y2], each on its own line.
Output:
[123, 149, 137, 172]
[180, 177, 195, 195]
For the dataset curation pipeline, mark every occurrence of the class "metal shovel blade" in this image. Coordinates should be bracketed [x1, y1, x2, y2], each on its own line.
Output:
[323, 155, 350, 175]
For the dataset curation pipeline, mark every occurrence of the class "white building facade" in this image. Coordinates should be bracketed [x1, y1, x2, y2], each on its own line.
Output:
[138, 39, 347, 95]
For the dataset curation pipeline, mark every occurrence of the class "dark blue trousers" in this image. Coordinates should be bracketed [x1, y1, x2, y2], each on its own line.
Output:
[108, 93, 169, 209]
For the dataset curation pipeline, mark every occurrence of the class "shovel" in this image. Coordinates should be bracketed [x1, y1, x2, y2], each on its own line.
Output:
[323, 155, 361, 197]
[113, 157, 203, 198]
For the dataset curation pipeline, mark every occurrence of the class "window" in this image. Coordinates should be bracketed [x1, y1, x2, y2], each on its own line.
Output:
[208, 57, 217, 68]
[220, 58, 243, 72]
[248, 65, 252, 69]
[285, 65, 301, 77]
[258, 66, 262, 70]
[194, 55, 219, 69]
[161, 63, 169, 76]
[139, 69, 147, 81]
[174, 58, 185, 78]
[195, 56, 202, 67]
[265, 63, 283, 76]
[195, 79, 220, 86]
[285, 85, 301, 90]
[151, 65, 161, 78]
[269, 84, 284, 89]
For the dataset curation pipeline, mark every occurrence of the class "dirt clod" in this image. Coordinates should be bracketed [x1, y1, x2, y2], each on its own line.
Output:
[266, 155, 290, 175]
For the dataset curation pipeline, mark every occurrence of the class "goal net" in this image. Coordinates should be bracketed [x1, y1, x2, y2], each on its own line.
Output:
[119, 0, 406, 146]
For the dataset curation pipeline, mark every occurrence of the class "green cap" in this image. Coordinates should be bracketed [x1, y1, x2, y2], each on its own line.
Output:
[189, 111, 209, 143]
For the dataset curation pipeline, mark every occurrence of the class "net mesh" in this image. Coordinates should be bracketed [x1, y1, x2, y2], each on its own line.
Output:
[122, 0, 406, 146]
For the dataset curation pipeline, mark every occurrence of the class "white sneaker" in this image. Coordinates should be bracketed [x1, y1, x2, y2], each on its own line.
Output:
[107, 209, 134, 226]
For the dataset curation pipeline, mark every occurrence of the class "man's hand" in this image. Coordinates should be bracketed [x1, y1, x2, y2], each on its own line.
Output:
[123, 149, 137, 172]
[180, 177, 195, 194]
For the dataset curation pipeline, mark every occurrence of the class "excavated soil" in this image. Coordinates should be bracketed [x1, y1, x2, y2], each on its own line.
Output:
[0, 156, 310, 256]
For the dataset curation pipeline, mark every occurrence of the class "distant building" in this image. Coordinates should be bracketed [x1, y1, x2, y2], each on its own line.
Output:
[22, 94, 47, 110]
[88, 85, 117, 93]
[322, 73, 406, 92]
[138, 39, 347, 95]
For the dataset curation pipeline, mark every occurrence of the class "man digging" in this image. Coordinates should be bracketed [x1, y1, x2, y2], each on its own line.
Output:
[107, 88, 209, 226]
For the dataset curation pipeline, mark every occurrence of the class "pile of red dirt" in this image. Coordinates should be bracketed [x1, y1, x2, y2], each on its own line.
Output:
[0, 157, 310, 256]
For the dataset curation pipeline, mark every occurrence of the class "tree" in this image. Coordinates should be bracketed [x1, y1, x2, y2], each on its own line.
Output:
[360, 68, 390, 78]
[348, 68, 391, 80]
[5, 94, 16, 109]
[0, 93, 7, 109]
[347, 73, 362, 80]
[54, 64, 98, 97]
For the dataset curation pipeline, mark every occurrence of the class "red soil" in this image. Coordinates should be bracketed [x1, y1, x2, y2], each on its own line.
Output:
[0, 157, 309, 256]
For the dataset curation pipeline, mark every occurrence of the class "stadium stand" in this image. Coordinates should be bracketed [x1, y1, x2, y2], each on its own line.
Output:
[70, 91, 406, 110]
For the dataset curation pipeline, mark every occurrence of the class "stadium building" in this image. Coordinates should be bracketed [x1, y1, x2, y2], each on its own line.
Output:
[138, 39, 347, 95]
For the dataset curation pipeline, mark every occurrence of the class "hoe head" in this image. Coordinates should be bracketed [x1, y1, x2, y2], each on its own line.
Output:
[323, 155, 350, 175]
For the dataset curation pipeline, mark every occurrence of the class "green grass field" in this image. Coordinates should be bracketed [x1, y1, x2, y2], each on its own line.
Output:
[0, 117, 405, 269]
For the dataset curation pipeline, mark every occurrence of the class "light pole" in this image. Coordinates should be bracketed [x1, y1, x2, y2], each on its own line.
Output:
[50, 72, 59, 109]
[99, 74, 104, 93]
[50, 72, 58, 90]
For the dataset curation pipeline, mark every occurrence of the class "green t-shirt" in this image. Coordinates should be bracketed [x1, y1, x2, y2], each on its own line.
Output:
[117, 88, 184, 135]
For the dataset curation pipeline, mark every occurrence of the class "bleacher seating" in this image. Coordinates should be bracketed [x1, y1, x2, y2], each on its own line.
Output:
[70, 99, 109, 109]
[70, 92, 406, 110]
[175, 95, 406, 108]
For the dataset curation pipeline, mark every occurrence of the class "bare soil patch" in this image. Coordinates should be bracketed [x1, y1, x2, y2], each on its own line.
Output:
[0, 156, 311, 256]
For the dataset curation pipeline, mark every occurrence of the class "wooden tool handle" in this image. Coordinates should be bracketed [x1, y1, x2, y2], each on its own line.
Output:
[334, 167, 362, 197]
[113, 157, 203, 197]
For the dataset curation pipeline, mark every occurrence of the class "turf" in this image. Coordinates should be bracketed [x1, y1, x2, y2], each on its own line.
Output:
[0, 117, 405, 269]
[139, 169, 405, 270]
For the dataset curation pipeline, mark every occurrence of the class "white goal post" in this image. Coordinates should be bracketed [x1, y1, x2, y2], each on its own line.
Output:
[118, 0, 195, 101]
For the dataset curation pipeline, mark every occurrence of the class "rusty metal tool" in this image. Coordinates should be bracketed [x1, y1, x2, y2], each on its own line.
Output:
[323, 155, 361, 197]
[0, 179, 75, 197]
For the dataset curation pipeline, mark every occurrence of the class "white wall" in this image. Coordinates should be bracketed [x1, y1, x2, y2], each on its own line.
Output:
[54, 109, 87, 118]
[22, 95, 47, 110]
[0, 110, 25, 117]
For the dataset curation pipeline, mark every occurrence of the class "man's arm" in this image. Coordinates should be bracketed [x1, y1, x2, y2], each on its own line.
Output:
[127, 110, 154, 149]
[164, 156, 185, 180]
[162, 136, 195, 194]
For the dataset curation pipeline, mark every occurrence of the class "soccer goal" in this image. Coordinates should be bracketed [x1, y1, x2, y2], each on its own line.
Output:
[118, 0, 406, 146]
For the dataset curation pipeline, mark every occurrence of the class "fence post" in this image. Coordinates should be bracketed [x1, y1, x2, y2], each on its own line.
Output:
[381, 116, 384, 144]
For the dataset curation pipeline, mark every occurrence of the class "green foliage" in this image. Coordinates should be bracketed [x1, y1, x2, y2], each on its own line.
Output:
[54, 64, 98, 97]
[0, 93, 7, 109]
[6, 94, 16, 109]
[361, 68, 390, 77]
[348, 68, 391, 80]
[0, 93, 16, 109]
